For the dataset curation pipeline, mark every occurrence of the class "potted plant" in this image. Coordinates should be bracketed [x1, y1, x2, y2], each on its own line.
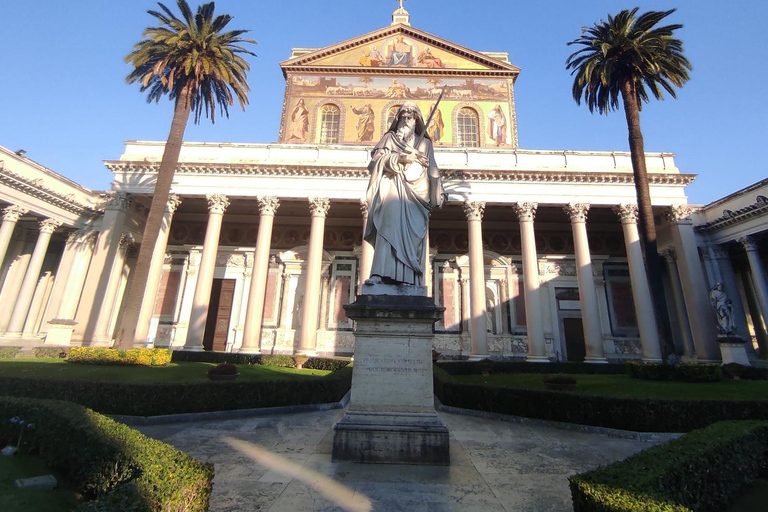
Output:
[543, 374, 576, 391]
[293, 356, 309, 369]
[722, 362, 746, 380]
[207, 362, 240, 381]
[477, 358, 494, 376]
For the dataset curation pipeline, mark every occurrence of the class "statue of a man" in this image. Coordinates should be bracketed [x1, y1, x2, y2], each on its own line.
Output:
[364, 102, 445, 286]
[709, 282, 735, 335]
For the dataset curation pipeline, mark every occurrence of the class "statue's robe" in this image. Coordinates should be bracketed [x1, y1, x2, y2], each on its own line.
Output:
[364, 131, 445, 285]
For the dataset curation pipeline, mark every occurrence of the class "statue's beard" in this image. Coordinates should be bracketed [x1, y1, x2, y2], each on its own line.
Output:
[396, 119, 416, 146]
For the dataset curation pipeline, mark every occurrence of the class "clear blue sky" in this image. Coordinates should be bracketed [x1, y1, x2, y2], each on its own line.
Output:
[1, 0, 765, 205]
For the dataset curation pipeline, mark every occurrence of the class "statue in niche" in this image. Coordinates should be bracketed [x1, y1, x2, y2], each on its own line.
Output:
[709, 282, 735, 335]
[363, 102, 445, 286]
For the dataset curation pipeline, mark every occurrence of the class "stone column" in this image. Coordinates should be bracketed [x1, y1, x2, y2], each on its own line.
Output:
[6, 218, 62, 336]
[512, 202, 548, 362]
[463, 201, 489, 360]
[91, 234, 134, 344]
[75, 192, 132, 342]
[666, 206, 720, 360]
[0, 205, 28, 268]
[297, 197, 330, 355]
[565, 203, 607, 363]
[134, 195, 182, 347]
[184, 194, 229, 351]
[739, 236, 768, 352]
[615, 204, 662, 361]
[359, 199, 374, 286]
[661, 249, 696, 358]
[242, 196, 280, 353]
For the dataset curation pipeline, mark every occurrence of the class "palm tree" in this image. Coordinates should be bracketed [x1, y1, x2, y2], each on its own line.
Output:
[118, 0, 255, 348]
[566, 8, 692, 359]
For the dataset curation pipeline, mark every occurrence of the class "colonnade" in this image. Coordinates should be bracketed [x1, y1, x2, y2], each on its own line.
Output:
[2, 194, 766, 364]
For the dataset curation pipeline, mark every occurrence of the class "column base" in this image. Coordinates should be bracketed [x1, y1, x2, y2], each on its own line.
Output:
[182, 345, 205, 352]
[238, 348, 262, 355]
[641, 357, 663, 363]
[584, 356, 609, 364]
[467, 354, 490, 362]
[294, 349, 317, 357]
[2, 331, 23, 339]
[526, 355, 551, 363]
[332, 411, 449, 465]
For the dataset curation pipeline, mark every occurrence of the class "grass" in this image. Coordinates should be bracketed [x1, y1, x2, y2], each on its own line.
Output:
[0, 359, 331, 383]
[453, 373, 768, 400]
[0, 453, 79, 512]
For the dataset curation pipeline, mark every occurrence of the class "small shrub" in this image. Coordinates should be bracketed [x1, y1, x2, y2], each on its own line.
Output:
[626, 361, 674, 381]
[302, 357, 350, 371]
[0, 346, 21, 358]
[67, 347, 171, 366]
[674, 363, 722, 382]
[543, 374, 577, 385]
[261, 355, 296, 368]
[33, 347, 66, 358]
[741, 366, 768, 381]
[207, 362, 239, 375]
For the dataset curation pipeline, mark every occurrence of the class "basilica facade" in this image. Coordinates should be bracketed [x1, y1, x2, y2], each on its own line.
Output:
[0, 8, 766, 363]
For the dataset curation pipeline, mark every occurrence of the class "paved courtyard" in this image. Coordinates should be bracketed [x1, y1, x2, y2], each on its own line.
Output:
[137, 406, 676, 512]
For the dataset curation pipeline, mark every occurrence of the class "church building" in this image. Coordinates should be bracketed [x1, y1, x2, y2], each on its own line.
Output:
[0, 6, 766, 363]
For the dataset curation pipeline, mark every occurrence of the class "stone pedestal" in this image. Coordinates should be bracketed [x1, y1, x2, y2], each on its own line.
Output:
[332, 289, 450, 465]
[44, 319, 77, 346]
[717, 336, 751, 366]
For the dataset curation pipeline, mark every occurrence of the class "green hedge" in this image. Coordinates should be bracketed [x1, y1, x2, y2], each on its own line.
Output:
[570, 420, 768, 512]
[437, 360, 627, 376]
[170, 350, 351, 372]
[0, 396, 213, 511]
[0, 346, 21, 358]
[0, 366, 353, 416]
[433, 367, 768, 432]
[33, 347, 67, 358]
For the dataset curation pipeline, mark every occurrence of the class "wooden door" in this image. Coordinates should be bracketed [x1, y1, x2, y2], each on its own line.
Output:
[563, 317, 586, 362]
[202, 279, 236, 352]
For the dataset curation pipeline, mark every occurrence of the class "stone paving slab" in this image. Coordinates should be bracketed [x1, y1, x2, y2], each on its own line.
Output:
[137, 408, 676, 512]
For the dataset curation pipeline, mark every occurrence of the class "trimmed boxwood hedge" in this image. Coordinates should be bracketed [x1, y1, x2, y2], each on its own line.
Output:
[437, 360, 627, 376]
[0, 396, 213, 511]
[627, 361, 723, 382]
[433, 366, 768, 432]
[0, 366, 353, 416]
[569, 420, 768, 512]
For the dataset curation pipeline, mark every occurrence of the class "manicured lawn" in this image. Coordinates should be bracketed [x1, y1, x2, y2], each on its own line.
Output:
[0, 359, 331, 383]
[0, 454, 79, 512]
[453, 373, 768, 400]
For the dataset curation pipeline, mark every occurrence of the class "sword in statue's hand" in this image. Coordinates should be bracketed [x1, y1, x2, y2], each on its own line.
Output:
[414, 88, 445, 153]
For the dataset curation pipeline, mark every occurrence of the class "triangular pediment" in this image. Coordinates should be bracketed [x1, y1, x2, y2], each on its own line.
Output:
[280, 24, 520, 75]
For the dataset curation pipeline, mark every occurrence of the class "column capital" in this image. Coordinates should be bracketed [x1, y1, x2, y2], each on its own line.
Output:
[166, 194, 182, 214]
[737, 236, 759, 252]
[660, 247, 677, 263]
[66, 229, 97, 245]
[2, 205, 28, 222]
[256, 196, 280, 216]
[308, 197, 331, 217]
[665, 204, 697, 223]
[462, 200, 486, 221]
[564, 202, 590, 222]
[39, 218, 62, 234]
[206, 194, 230, 214]
[104, 192, 133, 211]
[614, 203, 638, 224]
[511, 202, 537, 222]
[708, 244, 730, 260]
[359, 198, 369, 215]
[119, 232, 137, 249]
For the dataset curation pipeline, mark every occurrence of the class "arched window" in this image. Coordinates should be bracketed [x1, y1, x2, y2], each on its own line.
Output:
[385, 105, 401, 129]
[319, 104, 340, 144]
[456, 107, 480, 147]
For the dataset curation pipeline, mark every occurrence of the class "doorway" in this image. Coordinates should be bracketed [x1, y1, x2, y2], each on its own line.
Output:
[203, 278, 236, 352]
[563, 317, 586, 362]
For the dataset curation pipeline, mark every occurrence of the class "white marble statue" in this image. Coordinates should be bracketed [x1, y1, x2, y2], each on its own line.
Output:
[363, 102, 445, 285]
[709, 282, 735, 335]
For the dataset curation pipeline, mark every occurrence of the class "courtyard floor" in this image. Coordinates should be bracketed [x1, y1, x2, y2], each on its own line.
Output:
[136, 406, 678, 512]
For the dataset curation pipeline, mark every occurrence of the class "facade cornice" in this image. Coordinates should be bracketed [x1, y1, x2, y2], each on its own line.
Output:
[0, 164, 102, 216]
[104, 161, 694, 186]
[695, 196, 768, 233]
[283, 67, 518, 79]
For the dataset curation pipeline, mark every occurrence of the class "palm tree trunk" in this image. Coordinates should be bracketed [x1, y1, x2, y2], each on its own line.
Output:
[116, 85, 193, 348]
[620, 80, 677, 360]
